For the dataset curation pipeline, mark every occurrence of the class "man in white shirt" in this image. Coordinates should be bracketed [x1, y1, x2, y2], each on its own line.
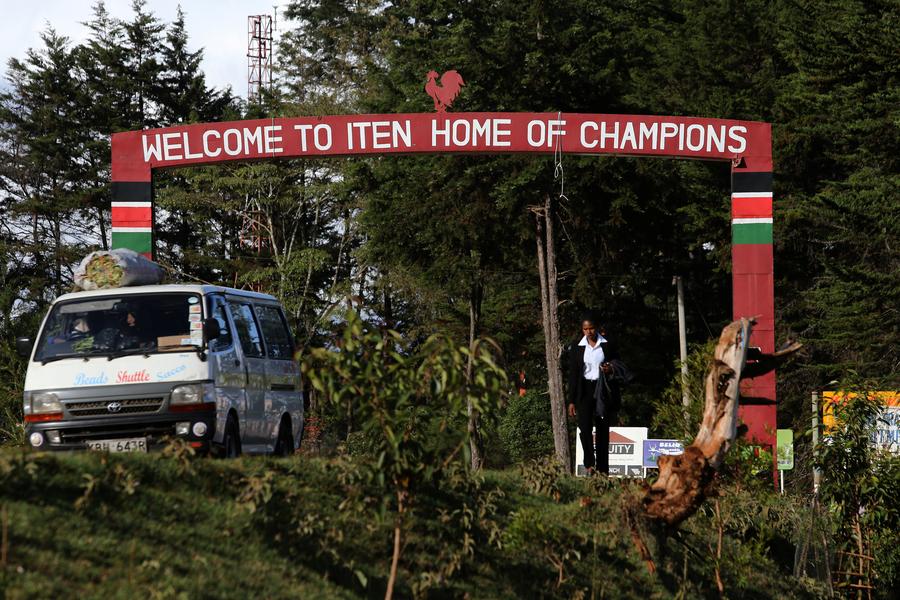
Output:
[567, 314, 622, 475]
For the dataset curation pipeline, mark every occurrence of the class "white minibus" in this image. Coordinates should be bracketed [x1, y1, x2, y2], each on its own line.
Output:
[18, 284, 303, 456]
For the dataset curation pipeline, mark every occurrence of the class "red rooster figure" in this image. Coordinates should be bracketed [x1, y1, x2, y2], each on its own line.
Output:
[425, 70, 465, 112]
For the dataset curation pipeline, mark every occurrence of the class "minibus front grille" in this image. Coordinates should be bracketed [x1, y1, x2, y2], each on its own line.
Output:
[59, 422, 176, 443]
[67, 397, 165, 417]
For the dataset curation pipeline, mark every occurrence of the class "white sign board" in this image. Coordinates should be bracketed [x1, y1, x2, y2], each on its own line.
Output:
[575, 426, 648, 477]
[875, 407, 900, 453]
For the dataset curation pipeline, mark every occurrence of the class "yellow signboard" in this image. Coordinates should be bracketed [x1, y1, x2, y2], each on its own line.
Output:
[822, 391, 900, 452]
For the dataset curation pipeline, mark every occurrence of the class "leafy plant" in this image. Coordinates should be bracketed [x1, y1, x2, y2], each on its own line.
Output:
[650, 341, 714, 442]
[816, 390, 900, 597]
[301, 309, 508, 598]
[0, 340, 26, 447]
[498, 389, 555, 464]
[520, 456, 566, 502]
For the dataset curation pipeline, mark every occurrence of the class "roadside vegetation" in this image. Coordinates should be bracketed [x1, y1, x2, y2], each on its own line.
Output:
[0, 448, 831, 599]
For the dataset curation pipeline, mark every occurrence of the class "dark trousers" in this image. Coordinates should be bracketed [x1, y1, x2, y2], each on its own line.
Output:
[577, 379, 612, 473]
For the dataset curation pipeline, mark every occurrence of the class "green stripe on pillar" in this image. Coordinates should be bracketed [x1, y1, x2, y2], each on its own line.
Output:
[732, 222, 772, 244]
[111, 231, 152, 254]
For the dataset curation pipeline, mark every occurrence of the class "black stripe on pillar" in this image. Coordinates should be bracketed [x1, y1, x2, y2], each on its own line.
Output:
[111, 181, 152, 203]
[731, 171, 773, 193]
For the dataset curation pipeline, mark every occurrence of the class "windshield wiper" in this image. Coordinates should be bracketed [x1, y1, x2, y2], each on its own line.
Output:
[39, 353, 83, 365]
[39, 348, 110, 365]
[106, 347, 153, 361]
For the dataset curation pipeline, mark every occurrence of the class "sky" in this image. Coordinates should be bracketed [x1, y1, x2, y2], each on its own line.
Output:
[0, 0, 290, 97]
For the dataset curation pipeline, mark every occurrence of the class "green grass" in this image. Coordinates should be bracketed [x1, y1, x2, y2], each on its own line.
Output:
[0, 449, 828, 599]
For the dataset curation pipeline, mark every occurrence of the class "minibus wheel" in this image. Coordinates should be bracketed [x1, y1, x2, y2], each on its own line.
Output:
[274, 417, 294, 457]
[222, 415, 241, 458]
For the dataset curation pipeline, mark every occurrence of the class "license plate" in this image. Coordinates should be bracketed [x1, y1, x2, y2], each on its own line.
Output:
[86, 438, 148, 453]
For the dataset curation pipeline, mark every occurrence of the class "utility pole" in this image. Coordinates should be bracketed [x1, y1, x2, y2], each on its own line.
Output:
[675, 276, 689, 412]
[812, 391, 821, 493]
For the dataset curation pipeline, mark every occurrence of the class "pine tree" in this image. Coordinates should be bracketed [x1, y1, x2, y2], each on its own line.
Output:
[775, 0, 900, 390]
[121, 0, 165, 128]
[0, 28, 95, 299]
[158, 6, 233, 125]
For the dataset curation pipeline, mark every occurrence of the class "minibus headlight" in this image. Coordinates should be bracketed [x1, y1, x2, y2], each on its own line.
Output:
[170, 384, 204, 405]
[30, 392, 62, 415]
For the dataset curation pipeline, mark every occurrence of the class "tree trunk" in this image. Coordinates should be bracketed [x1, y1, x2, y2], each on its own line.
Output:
[641, 318, 802, 526]
[385, 489, 405, 600]
[383, 278, 394, 330]
[97, 205, 108, 251]
[533, 195, 571, 472]
[467, 280, 485, 470]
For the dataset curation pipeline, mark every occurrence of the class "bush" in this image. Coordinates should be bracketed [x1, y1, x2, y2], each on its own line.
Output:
[650, 341, 714, 442]
[301, 309, 509, 597]
[0, 339, 26, 446]
[817, 389, 900, 598]
[498, 389, 555, 463]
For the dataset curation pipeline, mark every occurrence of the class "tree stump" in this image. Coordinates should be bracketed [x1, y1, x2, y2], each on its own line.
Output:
[641, 318, 801, 527]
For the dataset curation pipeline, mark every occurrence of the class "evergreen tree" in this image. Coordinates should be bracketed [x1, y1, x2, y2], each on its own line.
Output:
[279, 0, 384, 108]
[0, 29, 94, 300]
[158, 6, 234, 125]
[121, 0, 165, 128]
[775, 0, 900, 397]
[79, 1, 132, 132]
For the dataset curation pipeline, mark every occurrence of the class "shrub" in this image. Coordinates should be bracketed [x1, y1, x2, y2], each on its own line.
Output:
[650, 341, 714, 442]
[498, 389, 555, 463]
[817, 389, 900, 598]
[301, 309, 508, 598]
[0, 339, 26, 446]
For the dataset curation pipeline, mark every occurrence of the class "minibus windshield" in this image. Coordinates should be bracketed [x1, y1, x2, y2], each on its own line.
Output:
[34, 293, 203, 362]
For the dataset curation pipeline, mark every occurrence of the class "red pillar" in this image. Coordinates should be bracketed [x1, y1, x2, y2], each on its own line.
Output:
[731, 166, 776, 453]
[111, 131, 154, 259]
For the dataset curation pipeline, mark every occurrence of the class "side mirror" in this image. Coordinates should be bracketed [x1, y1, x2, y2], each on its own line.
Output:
[16, 337, 33, 359]
[202, 318, 221, 343]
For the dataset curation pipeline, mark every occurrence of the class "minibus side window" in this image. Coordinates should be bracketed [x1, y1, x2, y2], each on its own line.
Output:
[207, 297, 234, 352]
[228, 302, 264, 358]
[255, 305, 294, 360]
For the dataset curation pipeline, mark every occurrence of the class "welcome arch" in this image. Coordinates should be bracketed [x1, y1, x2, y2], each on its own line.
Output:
[111, 112, 776, 445]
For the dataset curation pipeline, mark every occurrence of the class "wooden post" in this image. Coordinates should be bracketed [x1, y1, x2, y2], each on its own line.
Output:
[1, 504, 7, 568]
[675, 276, 689, 422]
[812, 391, 821, 493]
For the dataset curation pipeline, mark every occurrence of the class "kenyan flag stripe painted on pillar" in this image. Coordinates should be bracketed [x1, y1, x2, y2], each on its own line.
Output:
[111, 229, 153, 254]
[732, 172, 773, 245]
[732, 218, 773, 244]
[731, 171, 772, 194]
[111, 181, 153, 258]
[731, 194, 773, 219]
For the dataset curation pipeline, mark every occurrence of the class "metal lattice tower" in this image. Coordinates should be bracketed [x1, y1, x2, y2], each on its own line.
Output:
[247, 15, 273, 103]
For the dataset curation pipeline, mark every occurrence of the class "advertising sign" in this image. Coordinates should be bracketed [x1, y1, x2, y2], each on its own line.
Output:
[642, 439, 685, 468]
[822, 391, 900, 453]
[776, 429, 794, 470]
[609, 427, 648, 477]
[575, 426, 648, 477]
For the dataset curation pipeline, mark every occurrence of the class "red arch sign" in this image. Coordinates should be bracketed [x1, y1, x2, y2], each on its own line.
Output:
[111, 112, 776, 444]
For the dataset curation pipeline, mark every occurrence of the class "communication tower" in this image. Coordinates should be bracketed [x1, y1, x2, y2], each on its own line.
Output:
[247, 15, 273, 103]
